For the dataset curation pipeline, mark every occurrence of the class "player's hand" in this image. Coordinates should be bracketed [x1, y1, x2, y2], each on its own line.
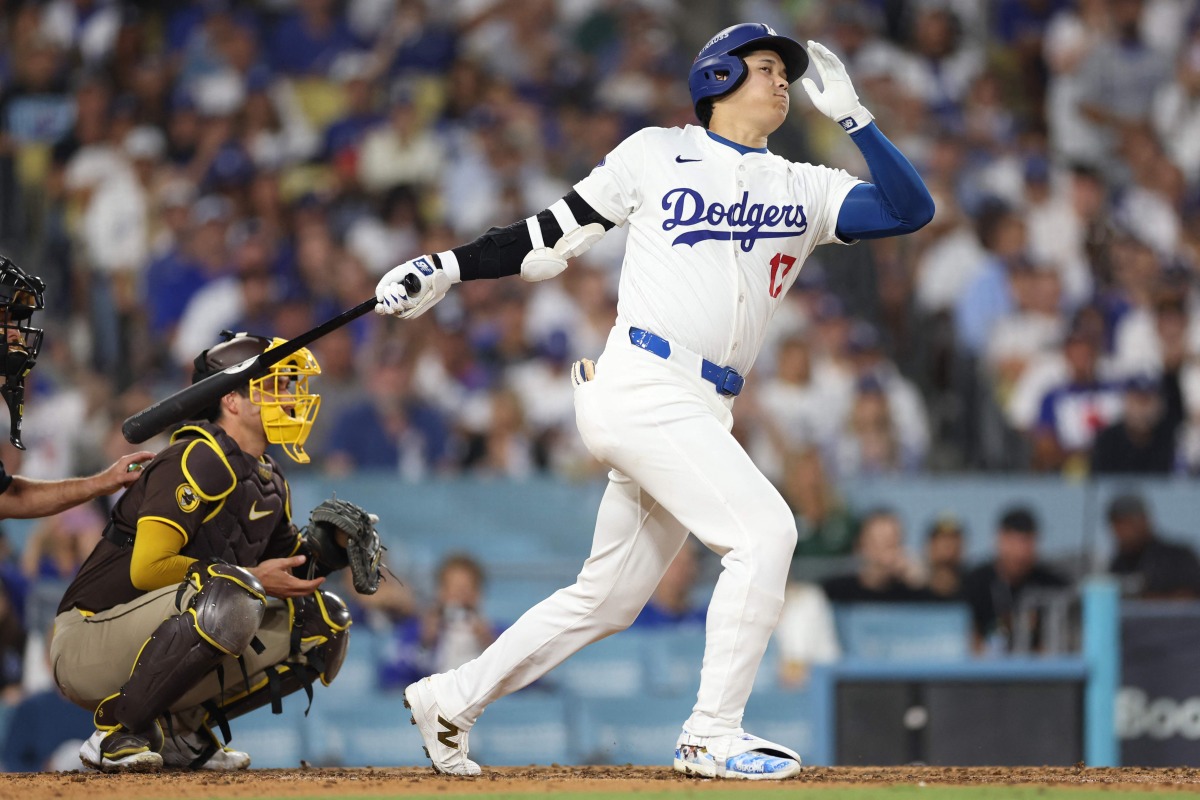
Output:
[101, 451, 155, 492]
[251, 554, 326, 599]
[799, 40, 873, 131]
[374, 255, 451, 320]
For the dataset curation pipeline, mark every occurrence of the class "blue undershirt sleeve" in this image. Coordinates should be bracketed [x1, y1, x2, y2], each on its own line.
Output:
[835, 122, 935, 240]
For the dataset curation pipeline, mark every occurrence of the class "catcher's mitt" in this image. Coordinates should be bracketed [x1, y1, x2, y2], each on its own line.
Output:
[305, 497, 384, 594]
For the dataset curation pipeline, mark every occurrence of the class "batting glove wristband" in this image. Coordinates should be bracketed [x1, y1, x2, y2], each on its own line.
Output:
[800, 40, 874, 134]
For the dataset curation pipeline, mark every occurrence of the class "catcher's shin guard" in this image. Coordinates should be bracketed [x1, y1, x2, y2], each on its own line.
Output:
[208, 589, 351, 725]
[100, 562, 266, 734]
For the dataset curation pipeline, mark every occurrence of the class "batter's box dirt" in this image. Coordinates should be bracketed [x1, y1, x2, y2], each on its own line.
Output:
[2, 766, 1200, 799]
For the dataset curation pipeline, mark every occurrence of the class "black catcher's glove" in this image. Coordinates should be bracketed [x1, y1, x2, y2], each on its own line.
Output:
[305, 498, 384, 594]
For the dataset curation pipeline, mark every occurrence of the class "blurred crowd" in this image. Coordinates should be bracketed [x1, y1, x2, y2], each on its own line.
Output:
[0, 0, 1199, 486]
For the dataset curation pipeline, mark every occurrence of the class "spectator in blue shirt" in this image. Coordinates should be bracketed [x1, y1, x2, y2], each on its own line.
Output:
[379, 554, 502, 691]
[325, 344, 450, 477]
[321, 53, 384, 166]
[1032, 324, 1123, 472]
[267, 0, 362, 76]
[379, 0, 458, 77]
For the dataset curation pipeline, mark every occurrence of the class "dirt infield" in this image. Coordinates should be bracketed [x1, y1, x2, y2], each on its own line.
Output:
[2, 765, 1200, 799]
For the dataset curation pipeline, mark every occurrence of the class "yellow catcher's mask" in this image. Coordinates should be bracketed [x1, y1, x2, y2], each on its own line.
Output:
[249, 338, 322, 463]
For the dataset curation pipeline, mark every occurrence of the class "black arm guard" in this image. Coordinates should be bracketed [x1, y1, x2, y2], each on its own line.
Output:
[447, 190, 615, 281]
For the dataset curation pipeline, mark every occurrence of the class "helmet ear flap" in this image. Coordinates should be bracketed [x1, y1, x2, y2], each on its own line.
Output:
[688, 53, 749, 121]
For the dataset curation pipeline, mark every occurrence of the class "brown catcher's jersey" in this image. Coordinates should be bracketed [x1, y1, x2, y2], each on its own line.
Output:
[58, 422, 302, 614]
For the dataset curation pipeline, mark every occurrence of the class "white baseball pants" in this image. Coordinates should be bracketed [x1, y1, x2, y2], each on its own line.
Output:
[430, 325, 797, 738]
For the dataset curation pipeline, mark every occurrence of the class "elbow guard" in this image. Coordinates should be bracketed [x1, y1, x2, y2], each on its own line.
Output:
[519, 196, 610, 281]
[521, 223, 607, 282]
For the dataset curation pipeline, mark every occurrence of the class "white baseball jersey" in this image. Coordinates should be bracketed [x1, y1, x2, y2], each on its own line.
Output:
[575, 124, 861, 375]
[425, 123, 866, 750]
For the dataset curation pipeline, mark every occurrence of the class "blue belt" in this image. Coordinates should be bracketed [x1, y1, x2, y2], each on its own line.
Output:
[628, 327, 745, 397]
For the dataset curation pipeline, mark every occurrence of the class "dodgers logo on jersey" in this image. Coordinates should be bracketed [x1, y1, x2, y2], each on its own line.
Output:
[661, 188, 808, 252]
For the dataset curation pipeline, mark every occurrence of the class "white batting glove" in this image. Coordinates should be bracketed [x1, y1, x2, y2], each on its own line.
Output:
[800, 40, 874, 133]
[374, 255, 452, 319]
[570, 358, 595, 388]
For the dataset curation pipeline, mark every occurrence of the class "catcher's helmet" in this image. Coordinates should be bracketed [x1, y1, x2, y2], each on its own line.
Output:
[688, 23, 808, 120]
[193, 331, 322, 464]
[0, 256, 45, 450]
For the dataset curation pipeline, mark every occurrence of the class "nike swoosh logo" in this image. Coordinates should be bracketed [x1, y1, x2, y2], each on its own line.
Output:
[249, 502, 274, 521]
[675, 156, 702, 163]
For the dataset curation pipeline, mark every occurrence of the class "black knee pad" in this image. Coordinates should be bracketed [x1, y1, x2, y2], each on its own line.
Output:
[297, 590, 351, 684]
[189, 562, 267, 654]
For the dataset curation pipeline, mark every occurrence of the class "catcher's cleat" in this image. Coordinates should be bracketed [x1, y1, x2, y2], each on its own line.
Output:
[673, 729, 802, 780]
[403, 677, 480, 776]
[160, 726, 251, 771]
[79, 727, 164, 773]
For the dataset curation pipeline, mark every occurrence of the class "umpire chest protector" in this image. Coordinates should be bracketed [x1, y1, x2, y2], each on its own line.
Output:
[116, 422, 294, 565]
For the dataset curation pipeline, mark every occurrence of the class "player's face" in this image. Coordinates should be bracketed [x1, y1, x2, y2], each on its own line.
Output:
[225, 390, 270, 449]
[256, 374, 297, 414]
[1, 312, 18, 344]
[723, 50, 790, 132]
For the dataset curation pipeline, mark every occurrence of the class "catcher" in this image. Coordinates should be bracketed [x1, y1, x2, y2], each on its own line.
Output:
[49, 332, 384, 772]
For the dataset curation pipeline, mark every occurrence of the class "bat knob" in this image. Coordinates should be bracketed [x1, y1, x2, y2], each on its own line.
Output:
[401, 273, 422, 297]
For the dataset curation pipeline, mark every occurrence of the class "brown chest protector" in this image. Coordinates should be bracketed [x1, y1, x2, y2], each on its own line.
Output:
[172, 424, 293, 566]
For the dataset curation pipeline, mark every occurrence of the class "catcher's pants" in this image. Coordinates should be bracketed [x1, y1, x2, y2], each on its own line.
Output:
[51, 583, 309, 731]
[431, 325, 797, 738]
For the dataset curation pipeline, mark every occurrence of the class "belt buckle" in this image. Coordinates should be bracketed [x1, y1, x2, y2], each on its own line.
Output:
[715, 366, 744, 397]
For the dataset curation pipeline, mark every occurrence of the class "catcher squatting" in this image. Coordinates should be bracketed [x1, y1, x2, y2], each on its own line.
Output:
[50, 332, 384, 772]
[373, 25, 933, 780]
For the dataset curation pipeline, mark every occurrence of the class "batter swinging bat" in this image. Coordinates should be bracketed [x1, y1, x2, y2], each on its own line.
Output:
[122, 273, 419, 443]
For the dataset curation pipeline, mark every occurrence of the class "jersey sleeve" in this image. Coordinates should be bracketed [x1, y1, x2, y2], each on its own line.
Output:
[792, 161, 864, 248]
[0, 459, 11, 495]
[572, 130, 648, 227]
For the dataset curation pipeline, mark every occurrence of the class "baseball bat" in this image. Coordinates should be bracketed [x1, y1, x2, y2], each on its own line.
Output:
[122, 296, 380, 444]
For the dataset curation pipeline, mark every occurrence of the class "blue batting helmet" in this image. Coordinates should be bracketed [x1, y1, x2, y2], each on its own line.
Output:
[688, 23, 809, 119]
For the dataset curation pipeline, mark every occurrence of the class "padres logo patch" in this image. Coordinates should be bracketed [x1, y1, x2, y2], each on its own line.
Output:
[176, 484, 200, 513]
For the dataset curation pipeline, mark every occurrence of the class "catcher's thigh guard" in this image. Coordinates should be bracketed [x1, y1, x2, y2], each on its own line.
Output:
[97, 563, 266, 734]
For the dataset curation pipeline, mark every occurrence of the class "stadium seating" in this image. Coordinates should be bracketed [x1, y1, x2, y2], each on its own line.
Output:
[833, 603, 972, 661]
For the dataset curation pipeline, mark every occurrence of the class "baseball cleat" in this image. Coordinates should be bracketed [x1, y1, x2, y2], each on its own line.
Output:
[160, 726, 251, 771]
[673, 729, 802, 780]
[80, 727, 164, 773]
[404, 677, 481, 776]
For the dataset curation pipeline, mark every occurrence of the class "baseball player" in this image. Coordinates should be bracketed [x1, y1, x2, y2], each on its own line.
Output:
[50, 332, 383, 772]
[375, 25, 933, 779]
[0, 255, 152, 517]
